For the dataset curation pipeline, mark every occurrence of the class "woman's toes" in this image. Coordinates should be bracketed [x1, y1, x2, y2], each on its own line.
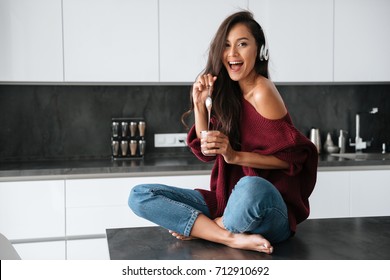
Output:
[260, 243, 273, 254]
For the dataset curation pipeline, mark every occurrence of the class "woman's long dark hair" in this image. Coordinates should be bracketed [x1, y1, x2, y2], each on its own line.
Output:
[182, 10, 269, 150]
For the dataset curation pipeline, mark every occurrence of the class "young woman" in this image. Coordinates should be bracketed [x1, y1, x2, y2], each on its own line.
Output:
[129, 11, 318, 254]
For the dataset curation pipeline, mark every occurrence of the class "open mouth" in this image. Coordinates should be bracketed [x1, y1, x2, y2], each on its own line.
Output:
[228, 61, 243, 71]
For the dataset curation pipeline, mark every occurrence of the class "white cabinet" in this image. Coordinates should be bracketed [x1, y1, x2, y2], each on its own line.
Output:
[0, 180, 65, 260]
[0, 174, 210, 260]
[66, 177, 150, 237]
[309, 171, 350, 219]
[64, 174, 210, 259]
[13, 241, 66, 260]
[309, 170, 390, 219]
[65, 175, 210, 236]
[0, 180, 65, 240]
[1, 0, 389, 83]
[66, 238, 109, 260]
[0, 0, 63, 82]
[350, 170, 390, 217]
[334, 0, 390, 82]
[62, 0, 159, 82]
[249, 0, 334, 82]
[159, 0, 248, 82]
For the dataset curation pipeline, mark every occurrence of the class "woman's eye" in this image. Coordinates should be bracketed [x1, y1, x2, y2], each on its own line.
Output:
[238, 42, 247, 47]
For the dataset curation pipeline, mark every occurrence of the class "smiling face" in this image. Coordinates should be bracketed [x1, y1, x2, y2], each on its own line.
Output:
[223, 23, 259, 83]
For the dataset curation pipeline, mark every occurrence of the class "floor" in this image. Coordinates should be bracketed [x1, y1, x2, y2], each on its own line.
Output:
[106, 216, 390, 260]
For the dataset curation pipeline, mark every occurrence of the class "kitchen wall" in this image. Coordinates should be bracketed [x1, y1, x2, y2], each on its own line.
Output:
[1, 84, 389, 162]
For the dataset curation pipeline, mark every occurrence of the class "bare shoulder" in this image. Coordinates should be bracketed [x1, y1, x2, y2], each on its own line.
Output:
[250, 77, 287, 120]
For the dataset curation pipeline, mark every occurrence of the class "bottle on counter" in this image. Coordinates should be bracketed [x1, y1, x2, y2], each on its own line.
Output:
[338, 130, 347, 153]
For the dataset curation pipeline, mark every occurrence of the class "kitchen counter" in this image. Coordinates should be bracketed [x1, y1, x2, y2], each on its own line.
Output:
[0, 153, 212, 181]
[0, 152, 389, 181]
[106, 216, 390, 260]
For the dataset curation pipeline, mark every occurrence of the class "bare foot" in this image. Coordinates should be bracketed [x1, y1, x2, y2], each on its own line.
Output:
[214, 217, 225, 229]
[168, 217, 224, 241]
[168, 217, 273, 254]
[229, 232, 273, 254]
[168, 230, 197, 241]
[213, 217, 273, 254]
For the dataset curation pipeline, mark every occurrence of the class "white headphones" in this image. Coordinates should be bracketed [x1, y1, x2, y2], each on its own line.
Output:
[259, 44, 269, 61]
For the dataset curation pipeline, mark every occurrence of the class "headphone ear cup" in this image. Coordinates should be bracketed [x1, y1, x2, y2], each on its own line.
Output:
[259, 44, 269, 61]
[259, 45, 264, 61]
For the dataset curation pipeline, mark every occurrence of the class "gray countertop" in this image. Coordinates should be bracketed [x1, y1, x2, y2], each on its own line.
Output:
[0, 152, 389, 181]
[106, 216, 390, 260]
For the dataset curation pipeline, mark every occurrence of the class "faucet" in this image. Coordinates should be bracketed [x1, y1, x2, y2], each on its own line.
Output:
[349, 108, 378, 152]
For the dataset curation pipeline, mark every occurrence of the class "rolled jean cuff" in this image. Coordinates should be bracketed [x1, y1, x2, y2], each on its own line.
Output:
[184, 210, 201, 237]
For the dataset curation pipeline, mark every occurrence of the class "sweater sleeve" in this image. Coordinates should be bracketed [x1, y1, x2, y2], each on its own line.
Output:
[245, 113, 318, 204]
[268, 143, 315, 176]
[242, 112, 317, 177]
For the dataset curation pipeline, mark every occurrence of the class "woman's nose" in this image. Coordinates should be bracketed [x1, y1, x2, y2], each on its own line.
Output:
[228, 46, 238, 56]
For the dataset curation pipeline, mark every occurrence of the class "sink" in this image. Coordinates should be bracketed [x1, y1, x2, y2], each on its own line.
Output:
[331, 153, 390, 161]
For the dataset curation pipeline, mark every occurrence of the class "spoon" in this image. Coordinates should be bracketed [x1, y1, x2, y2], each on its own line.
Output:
[205, 86, 212, 131]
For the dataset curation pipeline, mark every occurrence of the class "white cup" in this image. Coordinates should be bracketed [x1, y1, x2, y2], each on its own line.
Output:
[201, 130, 216, 156]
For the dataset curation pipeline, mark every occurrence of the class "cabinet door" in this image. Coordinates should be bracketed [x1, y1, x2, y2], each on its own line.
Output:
[308, 171, 350, 219]
[249, 0, 333, 82]
[66, 177, 146, 236]
[0, 180, 65, 240]
[13, 241, 66, 260]
[159, 0, 248, 82]
[0, 0, 63, 82]
[65, 175, 210, 236]
[66, 238, 109, 260]
[350, 170, 390, 217]
[63, 0, 159, 82]
[334, 0, 390, 82]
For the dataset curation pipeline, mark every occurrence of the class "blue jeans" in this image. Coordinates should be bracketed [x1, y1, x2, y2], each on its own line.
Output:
[128, 176, 291, 243]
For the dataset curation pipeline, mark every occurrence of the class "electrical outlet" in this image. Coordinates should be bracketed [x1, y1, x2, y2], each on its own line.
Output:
[154, 133, 187, 147]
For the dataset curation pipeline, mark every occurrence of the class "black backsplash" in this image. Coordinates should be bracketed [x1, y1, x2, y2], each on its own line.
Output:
[1, 84, 389, 162]
[279, 84, 390, 152]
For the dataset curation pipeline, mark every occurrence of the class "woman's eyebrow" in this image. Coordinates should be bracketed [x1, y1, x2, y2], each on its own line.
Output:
[226, 37, 250, 43]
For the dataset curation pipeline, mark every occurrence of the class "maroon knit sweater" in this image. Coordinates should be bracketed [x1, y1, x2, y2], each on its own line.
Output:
[187, 98, 318, 233]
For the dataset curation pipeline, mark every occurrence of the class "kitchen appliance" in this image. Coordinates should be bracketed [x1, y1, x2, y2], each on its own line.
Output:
[111, 117, 145, 160]
[310, 128, 321, 154]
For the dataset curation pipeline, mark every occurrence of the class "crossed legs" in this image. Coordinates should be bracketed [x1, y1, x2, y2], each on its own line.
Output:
[129, 176, 291, 254]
